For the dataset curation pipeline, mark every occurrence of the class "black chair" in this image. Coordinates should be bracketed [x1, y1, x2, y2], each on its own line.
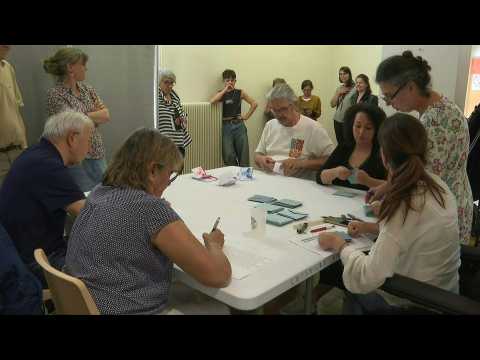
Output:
[379, 245, 480, 315]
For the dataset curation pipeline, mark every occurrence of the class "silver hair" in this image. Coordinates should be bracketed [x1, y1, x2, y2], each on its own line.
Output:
[265, 83, 297, 104]
[159, 69, 176, 83]
[42, 111, 94, 140]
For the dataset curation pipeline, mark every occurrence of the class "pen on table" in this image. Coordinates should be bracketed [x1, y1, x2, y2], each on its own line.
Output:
[310, 225, 335, 234]
[347, 213, 365, 222]
[211, 217, 221, 232]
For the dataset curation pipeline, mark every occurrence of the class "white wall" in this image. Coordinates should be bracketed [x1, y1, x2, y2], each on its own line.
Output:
[159, 45, 335, 163]
[159, 45, 384, 161]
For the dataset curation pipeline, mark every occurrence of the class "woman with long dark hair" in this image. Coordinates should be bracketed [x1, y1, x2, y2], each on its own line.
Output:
[318, 113, 461, 314]
[330, 66, 355, 145]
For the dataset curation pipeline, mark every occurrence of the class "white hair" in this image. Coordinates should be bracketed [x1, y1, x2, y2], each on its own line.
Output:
[159, 69, 176, 83]
[42, 111, 93, 140]
[266, 83, 297, 104]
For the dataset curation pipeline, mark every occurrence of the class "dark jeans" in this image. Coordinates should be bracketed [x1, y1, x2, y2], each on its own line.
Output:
[27, 245, 67, 289]
[318, 260, 398, 315]
[222, 121, 250, 167]
[343, 291, 395, 315]
[334, 120, 344, 145]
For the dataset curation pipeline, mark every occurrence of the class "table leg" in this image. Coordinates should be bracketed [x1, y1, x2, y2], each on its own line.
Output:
[304, 277, 314, 314]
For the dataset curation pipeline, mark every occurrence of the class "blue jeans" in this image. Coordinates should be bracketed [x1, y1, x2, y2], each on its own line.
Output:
[68, 158, 107, 192]
[343, 291, 396, 315]
[222, 121, 250, 167]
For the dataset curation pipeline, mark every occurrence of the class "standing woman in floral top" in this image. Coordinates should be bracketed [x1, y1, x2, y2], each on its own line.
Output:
[157, 69, 192, 157]
[375, 50, 473, 245]
[44, 48, 110, 192]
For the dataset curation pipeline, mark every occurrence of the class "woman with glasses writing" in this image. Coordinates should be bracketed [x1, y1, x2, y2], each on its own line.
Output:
[157, 69, 192, 157]
[370, 50, 472, 245]
[65, 129, 232, 314]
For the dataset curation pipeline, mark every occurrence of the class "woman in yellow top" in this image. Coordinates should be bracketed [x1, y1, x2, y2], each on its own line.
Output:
[297, 80, 321, 120]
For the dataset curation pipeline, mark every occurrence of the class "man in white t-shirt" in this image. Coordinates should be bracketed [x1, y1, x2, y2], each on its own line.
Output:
[255, 83, 334, 180]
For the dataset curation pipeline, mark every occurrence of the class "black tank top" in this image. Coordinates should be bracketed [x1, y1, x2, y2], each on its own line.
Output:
[222, 89, 242, 119]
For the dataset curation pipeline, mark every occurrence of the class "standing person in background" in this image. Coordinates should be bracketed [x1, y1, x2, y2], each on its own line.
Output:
[264, 78, 286, 121]
[296, 80, 322, 120]
[157, 69, 192, 158]
[350, 74, 378, 106]
[374, 50, 473, 245]
[330, 66, 355, 145]
[0, 45, 28, 187]
[210, 69, 258, 167]
[44, 47, 110, 192]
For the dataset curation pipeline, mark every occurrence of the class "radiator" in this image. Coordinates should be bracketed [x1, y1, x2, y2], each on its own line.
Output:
[182, 102, 223, 173]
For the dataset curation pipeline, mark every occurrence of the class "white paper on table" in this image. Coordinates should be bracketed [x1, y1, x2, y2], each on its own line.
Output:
[217, 172, 237, 186]
[223, 244, 275, 280]
[289, 231, 374, 256]
[273, 161, 284, 175]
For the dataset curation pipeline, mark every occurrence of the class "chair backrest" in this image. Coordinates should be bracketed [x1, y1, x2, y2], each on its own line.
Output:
[34, 249, 100, 315]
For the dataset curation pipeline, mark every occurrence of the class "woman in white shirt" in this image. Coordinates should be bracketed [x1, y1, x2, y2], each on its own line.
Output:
[318, 113, 461, 314]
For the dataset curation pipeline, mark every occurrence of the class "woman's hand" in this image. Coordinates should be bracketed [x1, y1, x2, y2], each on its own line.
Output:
[202, 229, 225, 250]
[348, 221, 367, 237]
[336, 166, 352, 181]
[318, 232, 346, 253]
[355, 169, 370, 186]
[366, 182, 389, 203]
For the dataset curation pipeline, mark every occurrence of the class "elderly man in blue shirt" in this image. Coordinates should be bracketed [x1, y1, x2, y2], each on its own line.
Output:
[0, 111, 93, 288]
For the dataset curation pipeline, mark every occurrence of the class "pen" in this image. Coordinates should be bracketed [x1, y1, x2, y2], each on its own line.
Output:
[211, 217, 220, 232]
[310, 225, 335, 233]
[347, 213, 364, 222]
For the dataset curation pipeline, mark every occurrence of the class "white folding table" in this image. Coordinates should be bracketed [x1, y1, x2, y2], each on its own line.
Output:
[163, 166, 373, 312]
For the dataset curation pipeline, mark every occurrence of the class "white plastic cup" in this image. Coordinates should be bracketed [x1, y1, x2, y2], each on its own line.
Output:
[250, 207, 267, 237]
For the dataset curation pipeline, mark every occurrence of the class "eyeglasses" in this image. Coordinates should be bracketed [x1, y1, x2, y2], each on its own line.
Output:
[154, 163, 184, 185]
[382, 82, 408, 104]
[168, 167, 183, 184]
[272, 104, 292, 115]
[162, 80, 175, 86]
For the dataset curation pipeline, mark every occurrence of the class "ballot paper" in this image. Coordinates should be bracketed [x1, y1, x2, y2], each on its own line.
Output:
[223, 245, 274, 280]
[289, 229, 373, 256]
[273, 161, 284, 175]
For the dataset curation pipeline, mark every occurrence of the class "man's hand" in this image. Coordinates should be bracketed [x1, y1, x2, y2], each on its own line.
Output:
[258, 155, 275, 172]
[281, 158, 303, 177]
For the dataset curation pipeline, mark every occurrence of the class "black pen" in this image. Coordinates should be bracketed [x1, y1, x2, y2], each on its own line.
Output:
[211, 217, 220, 232]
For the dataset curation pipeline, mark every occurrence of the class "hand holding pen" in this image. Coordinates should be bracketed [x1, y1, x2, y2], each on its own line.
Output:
[203, 217, 224, 249]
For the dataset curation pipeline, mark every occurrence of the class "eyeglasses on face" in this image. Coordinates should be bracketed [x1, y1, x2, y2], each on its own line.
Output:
[154, 163, 184, 185]
[272, 104, 292, 115]
[382, 81, 408, 104]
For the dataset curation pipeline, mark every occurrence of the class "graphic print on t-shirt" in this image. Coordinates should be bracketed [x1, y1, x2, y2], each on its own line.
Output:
[289, 138, 304, 158]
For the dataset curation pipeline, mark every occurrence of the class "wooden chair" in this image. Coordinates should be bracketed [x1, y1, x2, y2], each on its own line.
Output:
[34, 249, 100, 315]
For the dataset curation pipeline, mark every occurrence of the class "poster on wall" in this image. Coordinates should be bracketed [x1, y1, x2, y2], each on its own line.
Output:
[472, 58, 480, 91]
[473, 74, 480, 91]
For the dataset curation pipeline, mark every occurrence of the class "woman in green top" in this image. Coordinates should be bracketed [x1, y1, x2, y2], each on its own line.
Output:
[297, 80, 322, 120]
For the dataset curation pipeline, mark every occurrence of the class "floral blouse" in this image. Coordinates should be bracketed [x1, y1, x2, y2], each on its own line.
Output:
[421, 95, 473, 245]
[46, 82, 106, 160]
